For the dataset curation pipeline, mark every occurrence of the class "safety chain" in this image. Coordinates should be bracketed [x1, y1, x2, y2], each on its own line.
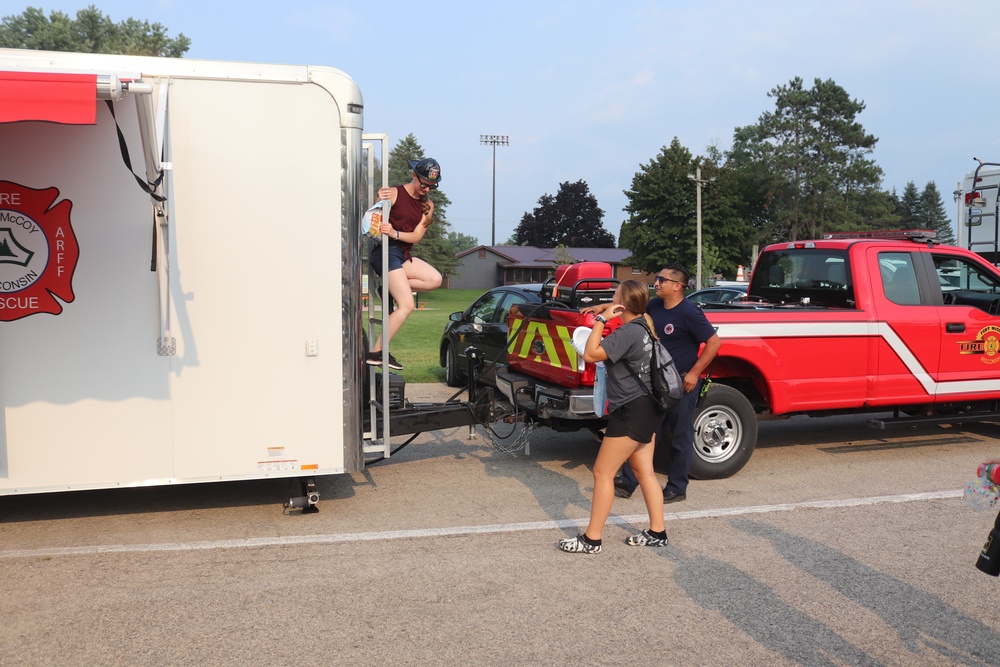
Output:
[478, 417, 535, 454]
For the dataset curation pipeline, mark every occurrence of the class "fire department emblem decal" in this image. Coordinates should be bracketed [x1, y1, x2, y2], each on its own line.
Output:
[959, 325, 1000, 365]
[0, 181, 79, 321]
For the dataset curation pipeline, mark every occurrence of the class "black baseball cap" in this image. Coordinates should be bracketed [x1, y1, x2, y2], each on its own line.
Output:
[407, 157, 441, 184]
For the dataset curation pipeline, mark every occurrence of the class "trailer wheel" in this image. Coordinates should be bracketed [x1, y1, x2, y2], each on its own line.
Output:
[689, 384, 757, 480]
[444, 343, 465, 387]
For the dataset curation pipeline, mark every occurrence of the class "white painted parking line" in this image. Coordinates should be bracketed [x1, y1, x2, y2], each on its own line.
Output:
[0, 489, 961, 559]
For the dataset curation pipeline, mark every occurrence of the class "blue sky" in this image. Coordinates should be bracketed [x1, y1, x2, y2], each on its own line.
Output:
[5, 0, 997, 244]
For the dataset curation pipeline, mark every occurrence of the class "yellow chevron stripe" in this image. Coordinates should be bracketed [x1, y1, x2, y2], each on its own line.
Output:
[509, 319, 590, 371]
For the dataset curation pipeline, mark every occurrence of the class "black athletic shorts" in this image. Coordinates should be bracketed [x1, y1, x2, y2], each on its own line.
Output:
[605, 396, 661, 443]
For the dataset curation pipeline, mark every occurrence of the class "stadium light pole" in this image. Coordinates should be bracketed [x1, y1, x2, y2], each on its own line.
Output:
[480, 134, 509, 246]
[954, 181, 963, 247]
[687, 167, 715, 290]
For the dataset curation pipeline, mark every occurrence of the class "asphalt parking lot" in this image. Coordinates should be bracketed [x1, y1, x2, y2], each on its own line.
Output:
[2, 384, 1000, 666]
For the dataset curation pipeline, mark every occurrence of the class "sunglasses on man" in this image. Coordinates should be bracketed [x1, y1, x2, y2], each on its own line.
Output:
[654, 276, 683, 285]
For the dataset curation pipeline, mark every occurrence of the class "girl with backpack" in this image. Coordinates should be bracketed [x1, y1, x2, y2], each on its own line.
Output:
[558, 280, 668, 554]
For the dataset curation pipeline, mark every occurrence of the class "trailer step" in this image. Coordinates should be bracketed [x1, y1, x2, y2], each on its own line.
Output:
[363, 439, 389, 455]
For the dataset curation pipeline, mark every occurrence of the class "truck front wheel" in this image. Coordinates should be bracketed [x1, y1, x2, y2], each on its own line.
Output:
[689, 384, 757, 480]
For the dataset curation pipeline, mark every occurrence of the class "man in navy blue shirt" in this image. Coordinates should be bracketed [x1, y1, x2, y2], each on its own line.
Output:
[614, 263, 721, 502]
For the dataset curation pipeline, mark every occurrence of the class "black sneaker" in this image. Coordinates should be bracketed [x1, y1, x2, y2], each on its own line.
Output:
[386, 353, 403, 370]
[626, 529, 669, 547]
[365, 351, 382, 366]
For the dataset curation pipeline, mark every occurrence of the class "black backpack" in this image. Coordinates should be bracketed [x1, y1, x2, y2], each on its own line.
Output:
[624, 318, 684, 413]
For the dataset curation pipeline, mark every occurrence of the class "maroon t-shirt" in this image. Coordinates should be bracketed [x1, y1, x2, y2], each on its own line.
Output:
[389, 185, 425, 259]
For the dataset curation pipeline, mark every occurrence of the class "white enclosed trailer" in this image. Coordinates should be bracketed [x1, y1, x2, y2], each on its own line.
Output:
[0, 49, 370, 496]
[963, 161, 1000, 264]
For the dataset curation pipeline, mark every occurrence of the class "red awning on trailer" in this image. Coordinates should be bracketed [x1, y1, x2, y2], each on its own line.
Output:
[0, 71, 98, 124]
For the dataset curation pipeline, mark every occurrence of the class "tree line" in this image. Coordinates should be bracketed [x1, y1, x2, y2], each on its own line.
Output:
[517, 77, 956, 282]
[0, 6, 189, 56]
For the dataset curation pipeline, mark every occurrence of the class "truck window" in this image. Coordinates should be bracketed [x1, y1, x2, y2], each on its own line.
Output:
[934, 256, 963, 290]
[751, 248, 853, 307]
[879, 252, 920, 305]
[933, 252, 1000, 311]
[933, 254, 1000, 293]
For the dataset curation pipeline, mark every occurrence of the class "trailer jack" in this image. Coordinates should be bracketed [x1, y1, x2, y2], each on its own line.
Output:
[284, 477, 320, 514]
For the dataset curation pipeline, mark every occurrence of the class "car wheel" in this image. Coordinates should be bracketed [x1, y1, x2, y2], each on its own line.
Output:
[689, 384, 757, 479]
[445, 343, 465, 387]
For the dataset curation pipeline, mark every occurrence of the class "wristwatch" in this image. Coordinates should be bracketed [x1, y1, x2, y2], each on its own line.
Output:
[595, 315, 607, 324]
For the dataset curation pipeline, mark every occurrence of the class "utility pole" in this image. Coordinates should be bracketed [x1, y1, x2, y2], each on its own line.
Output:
[687, 167, 715, 290]
[480, 134, 509, 246]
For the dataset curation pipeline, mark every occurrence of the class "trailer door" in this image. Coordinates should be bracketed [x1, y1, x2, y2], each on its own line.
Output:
[0, 68, 175, 493]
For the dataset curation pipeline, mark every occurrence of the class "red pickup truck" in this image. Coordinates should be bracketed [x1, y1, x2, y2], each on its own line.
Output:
[496, 231, 1000, 479]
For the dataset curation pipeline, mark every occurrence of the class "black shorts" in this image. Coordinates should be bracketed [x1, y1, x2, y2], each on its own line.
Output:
[605, 396, 662, 443]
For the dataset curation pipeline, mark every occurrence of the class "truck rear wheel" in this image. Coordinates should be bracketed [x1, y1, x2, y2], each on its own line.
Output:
[689, 384, 757, 480]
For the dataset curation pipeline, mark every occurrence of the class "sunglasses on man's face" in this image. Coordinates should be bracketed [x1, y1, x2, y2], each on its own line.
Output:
[655, 276, 683, 285]
[417, 180, 438, 190]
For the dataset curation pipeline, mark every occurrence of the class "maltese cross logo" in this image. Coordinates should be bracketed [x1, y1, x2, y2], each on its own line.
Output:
[0, 181, 79, 321]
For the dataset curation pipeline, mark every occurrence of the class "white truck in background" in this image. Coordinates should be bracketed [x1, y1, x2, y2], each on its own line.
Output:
[0, 49, 491, 506]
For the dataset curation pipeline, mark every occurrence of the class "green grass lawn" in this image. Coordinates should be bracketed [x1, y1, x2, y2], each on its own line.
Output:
[366, 288, 483, 384]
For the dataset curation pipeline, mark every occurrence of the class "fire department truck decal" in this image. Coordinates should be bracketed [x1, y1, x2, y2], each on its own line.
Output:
[715, 320, 1000, 397]
[958, 326, 1000, 365]
[0, 181, 79, 321]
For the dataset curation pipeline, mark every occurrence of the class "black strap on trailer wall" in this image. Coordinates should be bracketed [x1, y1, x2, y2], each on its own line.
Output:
[105, 100, 166, 203]
[105, 99, 166, 272]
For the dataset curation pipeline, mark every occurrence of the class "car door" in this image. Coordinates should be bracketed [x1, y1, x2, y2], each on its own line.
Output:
[476, 290, 529, 367]
[458, 290, 506, 367]
[930, 249, 1000, 396]
[869, 248, 941, 403]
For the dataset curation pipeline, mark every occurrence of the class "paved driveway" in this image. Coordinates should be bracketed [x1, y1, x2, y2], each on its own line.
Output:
[2, 384, 999, 666]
